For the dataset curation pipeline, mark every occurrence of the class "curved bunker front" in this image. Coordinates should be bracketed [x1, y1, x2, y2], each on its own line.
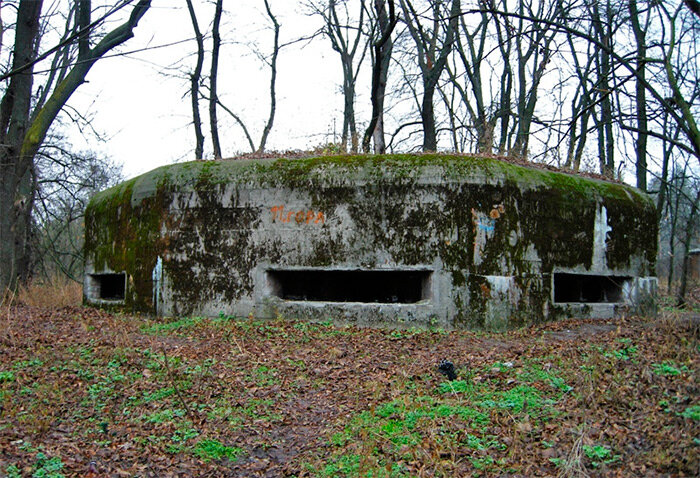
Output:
[84, 154, 657, 329]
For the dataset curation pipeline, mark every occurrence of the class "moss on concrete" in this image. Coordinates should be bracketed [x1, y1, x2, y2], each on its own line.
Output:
[84, 154, 656, 326]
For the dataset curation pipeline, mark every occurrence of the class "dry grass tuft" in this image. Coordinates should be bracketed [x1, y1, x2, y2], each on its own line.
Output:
[557, 429, 590, 478]
[16, 274, 83, 308]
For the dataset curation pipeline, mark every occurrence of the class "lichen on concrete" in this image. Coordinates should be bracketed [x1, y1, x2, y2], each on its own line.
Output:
[84, 154, 657, 329]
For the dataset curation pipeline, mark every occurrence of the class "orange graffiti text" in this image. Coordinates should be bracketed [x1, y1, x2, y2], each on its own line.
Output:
[270, 205, 325, 224]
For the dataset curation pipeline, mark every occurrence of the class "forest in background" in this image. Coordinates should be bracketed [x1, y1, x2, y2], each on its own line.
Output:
[0, 0, 698, 303]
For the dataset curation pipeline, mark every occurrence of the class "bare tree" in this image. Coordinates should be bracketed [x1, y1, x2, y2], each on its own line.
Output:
[256, 0, 280, 154]
[629, 0, 649, 190]
[0, 0, 151, 293]
[33, 134, 123, 281]
[476, 0, 700, 170]
[400, 0, 460, 151]
[186, 0, 205, 159]
[363, 0, 398, 153]
[211, 0, 282, 155]
[449, 6, 495, 153]
[210, 0, 224, 158]
[310, 0, 369, 152]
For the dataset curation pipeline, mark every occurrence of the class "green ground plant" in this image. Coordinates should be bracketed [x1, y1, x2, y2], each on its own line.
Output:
[0, 303, 696, 476]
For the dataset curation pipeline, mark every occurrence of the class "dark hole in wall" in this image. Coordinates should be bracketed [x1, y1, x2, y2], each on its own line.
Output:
[554, 273, 630, 303]
[268, 269, 432, 304]
[89, 273, 126, 301]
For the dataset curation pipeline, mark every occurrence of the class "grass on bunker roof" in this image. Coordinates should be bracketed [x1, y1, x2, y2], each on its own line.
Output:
[0, 298, 697, 477]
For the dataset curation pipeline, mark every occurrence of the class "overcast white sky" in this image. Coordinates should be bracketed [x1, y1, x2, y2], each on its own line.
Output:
[64, 0, 358, 179]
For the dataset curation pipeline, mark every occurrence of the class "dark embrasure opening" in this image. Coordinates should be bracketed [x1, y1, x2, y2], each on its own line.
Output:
[268, 269, 431, 304]
[89, 273, 126, 301]
[553, 273, 630, 303]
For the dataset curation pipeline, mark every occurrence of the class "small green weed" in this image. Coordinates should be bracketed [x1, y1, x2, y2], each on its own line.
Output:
[13, 358, 44, 369]
[193, 439, 244, 462]
[4, 464, 21, 478]
[142, 408, 186, 424]
[652, 362, 689, 376]
[0, 370, 15, 382]
[470, 454, 496, 471]
[247, 365, 279, 387]
[583, 444, 620, 468]
[143, 387, 176, 402]
[679, 405, 700, 420]
[31, 452, 65, 478]
[600, 338, 638, 361]
[143, 317, 204, 335]
[167, 426, 200, 453]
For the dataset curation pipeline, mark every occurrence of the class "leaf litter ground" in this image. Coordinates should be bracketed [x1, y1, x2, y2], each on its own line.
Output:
[0, 304, 697, 477]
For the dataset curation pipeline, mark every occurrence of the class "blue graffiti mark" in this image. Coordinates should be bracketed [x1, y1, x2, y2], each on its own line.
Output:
[477, 219, 495, 232]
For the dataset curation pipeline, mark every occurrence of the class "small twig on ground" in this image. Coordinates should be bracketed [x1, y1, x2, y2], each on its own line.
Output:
[160, 346, 194, 421]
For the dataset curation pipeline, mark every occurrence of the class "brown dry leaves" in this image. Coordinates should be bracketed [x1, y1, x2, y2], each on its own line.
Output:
[0, 305, 697, 477]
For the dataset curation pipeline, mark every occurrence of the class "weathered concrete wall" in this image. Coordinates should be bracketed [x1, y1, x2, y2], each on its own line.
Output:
[84, 154, 657, 329]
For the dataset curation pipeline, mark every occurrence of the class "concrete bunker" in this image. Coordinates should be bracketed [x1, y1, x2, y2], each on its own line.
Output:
[84, 154, 657, 329]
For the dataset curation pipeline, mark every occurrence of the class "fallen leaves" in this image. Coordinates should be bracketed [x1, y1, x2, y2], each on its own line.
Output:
[0, 304, 697, 476]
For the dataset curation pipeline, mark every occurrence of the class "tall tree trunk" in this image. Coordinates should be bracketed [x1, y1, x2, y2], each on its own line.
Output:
[677, 189, 700, 306]
[186, 0, 205, 159]
[421, 84, 437, 151]
[363, 0, 396, 154]
[400, 0, 460, 152]
[591, 0, 615, 177]
[630, 0, 648, 191]
[210, 0, 224, 159]
[0, 0, 43, 293]
[323, 0, 366, 153]
[256, 0, 280, 154]
[0, 0, 150, 293]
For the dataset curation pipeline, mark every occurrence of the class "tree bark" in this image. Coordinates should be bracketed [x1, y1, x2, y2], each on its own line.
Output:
[400, 0, 460, 152]
[323, 0, 367, 153]
[630, 0, 648, 191]
[0, 0, 43, 293]
[210, 0, 224, 159]
[363, 0, 396, 153]
[677, 189, 700, 306]
[256, 0, 280, 154]
[0, 0, 151, 293]
[186, 0, 205, 159]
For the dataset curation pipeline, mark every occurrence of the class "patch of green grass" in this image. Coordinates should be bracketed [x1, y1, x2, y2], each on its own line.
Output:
[652, 362, 689, 376]
[293, 321, 320, 333]
[193, 439, 244, 462]
[477, 384, 549, 415]
[599, 338, 638, 361]
[0, 370, 15, 382]
[142, 317, 204, 335]
[246, 365, 279, 387]
[310, 357, 573, 475]
[517, 362, 573, 393]
[13, 358, 44, 370]
[143, 386, 177, 403]
[679, 405, 700, 420]
[320, 453, 361, 476]
[4, 464, 21, 478]
[437, 379, 473, 394]
[241, 398, 283, 422]
[166, 425, 200, 454]
[583, 444, 620, 468]
[142, 408, 186, 424]
[31, 452, 65, 478]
